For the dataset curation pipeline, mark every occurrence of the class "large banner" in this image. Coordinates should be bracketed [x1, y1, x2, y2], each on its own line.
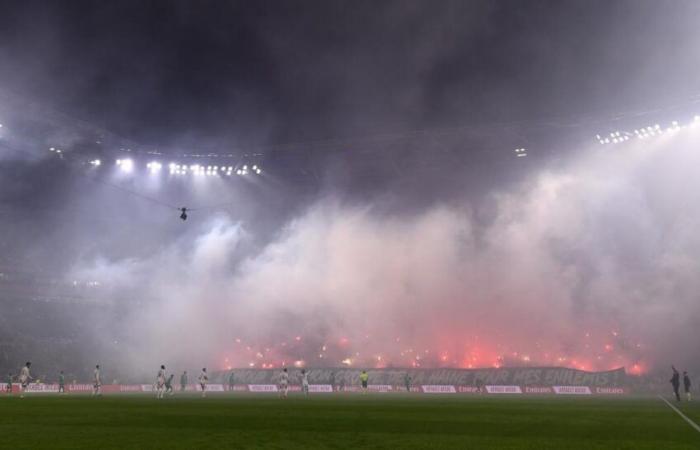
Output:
[1, 381, 626, 396]
[0, 368, 626, 396]
[211, 367, 626, 388]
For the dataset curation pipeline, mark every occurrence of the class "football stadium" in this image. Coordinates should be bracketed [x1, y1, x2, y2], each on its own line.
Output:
[1, 1, 700, 449]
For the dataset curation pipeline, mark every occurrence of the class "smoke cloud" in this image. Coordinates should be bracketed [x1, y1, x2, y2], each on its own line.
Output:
[63, 130, 700, 379]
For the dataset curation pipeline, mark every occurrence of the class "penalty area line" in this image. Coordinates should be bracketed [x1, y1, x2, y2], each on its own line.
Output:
[658, 395, 700, 433]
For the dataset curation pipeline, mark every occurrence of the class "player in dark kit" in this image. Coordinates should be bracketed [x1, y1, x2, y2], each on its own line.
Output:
[670, 366, 681, 402]
[165, 374, 175, 395]
[228, 371, 235, 392]
[683, 371, 691, 401]
[180, 371, 188, 392]
[5, 373, 12, 393]
[58, 371, 66, 394]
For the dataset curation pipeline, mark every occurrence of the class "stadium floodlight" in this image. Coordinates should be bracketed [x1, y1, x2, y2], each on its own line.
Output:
[514, 148, 527, 157]
[116, 158, 133, 173]
[89, 159, 101, 166]
[236, 169, 243, 175]
[146, 161, 162, 173]
[255, 167, 262, 174]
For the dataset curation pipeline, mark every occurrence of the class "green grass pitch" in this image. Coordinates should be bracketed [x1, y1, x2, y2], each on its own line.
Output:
[1, 393, 699, 449]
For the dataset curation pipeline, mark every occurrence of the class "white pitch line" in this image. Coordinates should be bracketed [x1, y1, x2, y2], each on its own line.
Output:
[658, 395, 700, 433]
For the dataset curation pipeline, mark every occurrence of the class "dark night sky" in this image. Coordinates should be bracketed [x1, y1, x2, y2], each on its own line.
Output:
[1, 0, 699, 151]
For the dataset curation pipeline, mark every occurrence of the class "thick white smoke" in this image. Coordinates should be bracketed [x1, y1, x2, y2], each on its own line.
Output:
[72, 131, 700, 378]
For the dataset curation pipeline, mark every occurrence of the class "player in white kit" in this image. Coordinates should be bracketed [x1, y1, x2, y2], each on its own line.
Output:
[92, 365, 102, 396]
[156, 365, 166, 399]
[279, 368, 289, 398]
[198, 368, 208, 397]
[300, 369, 309, 397]
[18, 362, 32, 398]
